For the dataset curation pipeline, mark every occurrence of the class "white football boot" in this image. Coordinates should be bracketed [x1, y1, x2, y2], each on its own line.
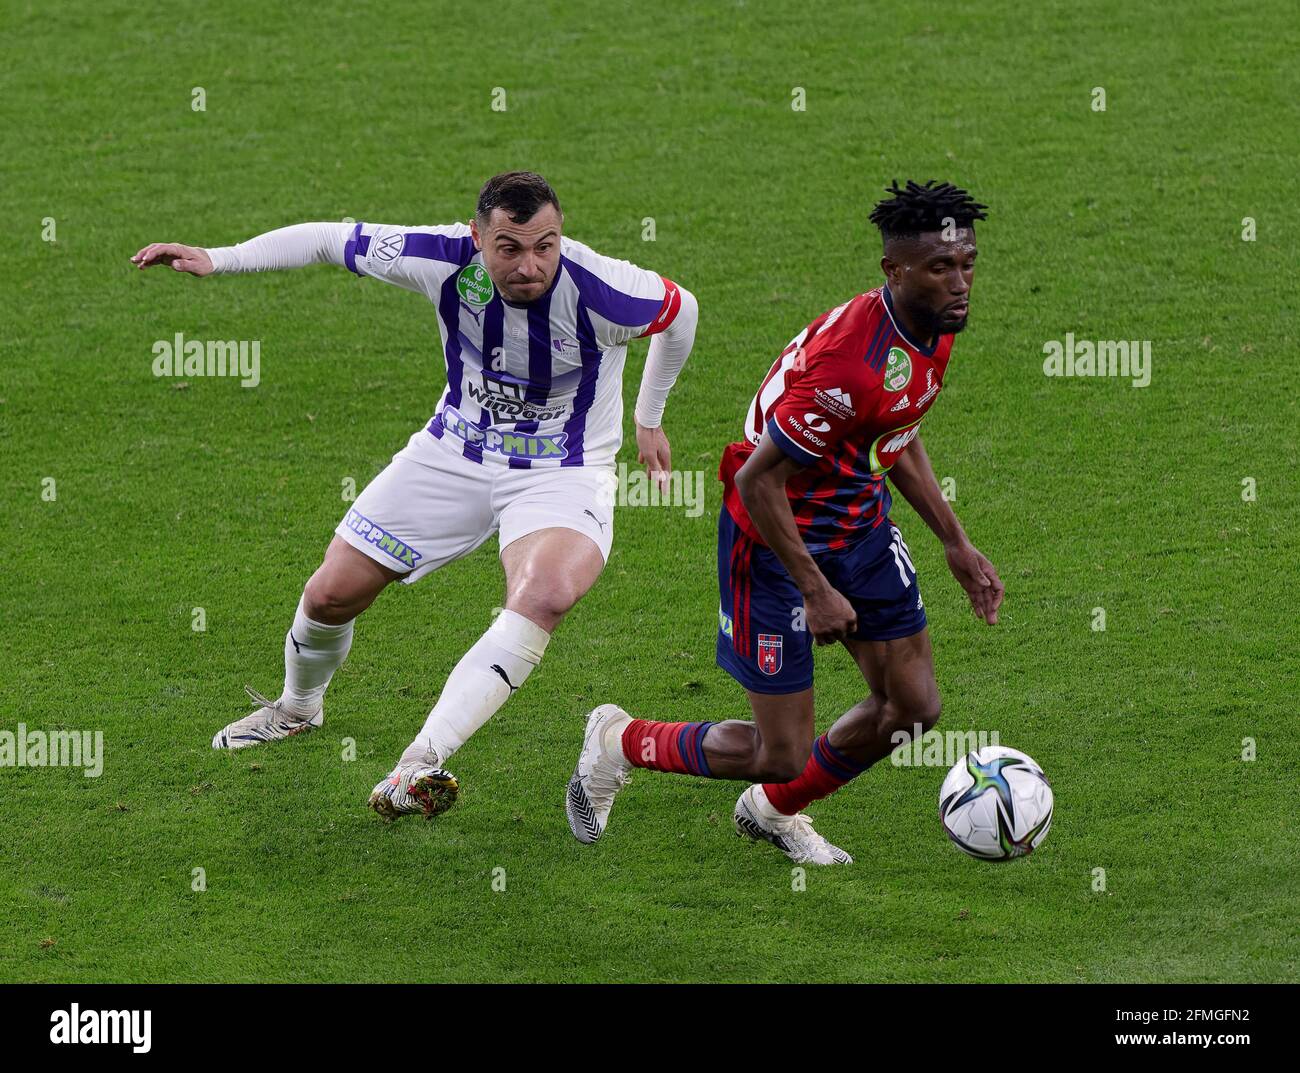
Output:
[566, 704, 633, 844]
[733, 785, 853, 865]
[367, 747, 459, 821]
[211, 686, 323, 750]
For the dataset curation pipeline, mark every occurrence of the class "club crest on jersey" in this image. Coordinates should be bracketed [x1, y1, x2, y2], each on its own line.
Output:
[757, 633, 783, 676]
[456, 264, 495, 306]
[884, 347, 913, 392]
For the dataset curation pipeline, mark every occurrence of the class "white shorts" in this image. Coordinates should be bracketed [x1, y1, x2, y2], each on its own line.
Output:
[335, 429, 617, 584]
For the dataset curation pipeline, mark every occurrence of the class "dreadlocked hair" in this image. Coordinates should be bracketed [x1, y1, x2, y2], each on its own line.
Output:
[869, 179, 988, 239]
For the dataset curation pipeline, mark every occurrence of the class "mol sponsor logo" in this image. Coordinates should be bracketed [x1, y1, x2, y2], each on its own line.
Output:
[868, 419, 922, 475]
[881, 427, 920, 453]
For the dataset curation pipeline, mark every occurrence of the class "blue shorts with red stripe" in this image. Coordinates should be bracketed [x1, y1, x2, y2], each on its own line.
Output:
[716, 507, 927, 694]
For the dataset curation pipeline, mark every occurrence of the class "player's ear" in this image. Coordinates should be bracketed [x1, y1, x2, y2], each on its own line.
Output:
[880, 254, 899, 286]
[469, 217, 482, 249]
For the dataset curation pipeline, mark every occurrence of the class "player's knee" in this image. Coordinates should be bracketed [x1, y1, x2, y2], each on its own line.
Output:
[507, 584, 579, 630]
[302, 576, 360, 624]
[907, 693, 943, 735]
[922, 693, 943, 732]
[882, 692, 942, 739]
[538, 589, 581, 623]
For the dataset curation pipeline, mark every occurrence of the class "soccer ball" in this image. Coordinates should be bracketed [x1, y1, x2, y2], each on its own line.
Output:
[938, 746, 1053, 860]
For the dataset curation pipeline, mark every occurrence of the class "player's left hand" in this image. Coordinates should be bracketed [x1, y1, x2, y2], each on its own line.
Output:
[944, 539, 1004, 625]
[635, 421, 672, 494]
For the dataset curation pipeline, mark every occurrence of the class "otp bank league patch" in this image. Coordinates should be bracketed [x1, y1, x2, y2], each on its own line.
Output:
[757, 633, 783, 675]
[342, 509, 423, 568]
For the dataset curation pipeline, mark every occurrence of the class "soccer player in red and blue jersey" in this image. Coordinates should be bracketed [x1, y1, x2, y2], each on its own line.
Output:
[567, 180, 1005, 863]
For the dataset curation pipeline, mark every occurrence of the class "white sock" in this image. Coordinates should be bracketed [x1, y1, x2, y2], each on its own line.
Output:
[280, 597, 354, 716]
[751, 784, 788, 823]
[402, 609, 550, 765]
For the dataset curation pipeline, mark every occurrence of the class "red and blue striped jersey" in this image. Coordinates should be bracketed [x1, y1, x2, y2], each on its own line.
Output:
[720, 286, 954, 553]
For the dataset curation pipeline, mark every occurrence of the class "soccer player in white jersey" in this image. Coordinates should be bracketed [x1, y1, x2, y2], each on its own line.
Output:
[130, 172, 698, 821]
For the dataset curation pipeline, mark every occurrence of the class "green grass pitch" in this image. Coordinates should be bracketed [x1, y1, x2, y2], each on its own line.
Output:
[2, 0, 1296, 983]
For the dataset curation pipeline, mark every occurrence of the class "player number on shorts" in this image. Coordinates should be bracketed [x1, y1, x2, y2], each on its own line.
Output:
[888, 527, 915, 587]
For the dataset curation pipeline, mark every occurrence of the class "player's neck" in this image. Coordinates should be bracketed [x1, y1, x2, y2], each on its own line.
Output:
[883, 285, 938, 350]
[898, 313, 936, 350]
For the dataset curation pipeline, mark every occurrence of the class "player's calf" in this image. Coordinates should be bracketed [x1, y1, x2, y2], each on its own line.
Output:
[565, 699, 822, 849]
[752, 692, 941, 825]
[829, 690, 942, 766]
[746, 739, 811, 784]
[212, 541, 396, 750]
[632, 688, 813, 783]
[564, 703, 812, 844]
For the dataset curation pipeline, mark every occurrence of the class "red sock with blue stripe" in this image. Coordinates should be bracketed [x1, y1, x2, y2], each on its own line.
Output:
[762, 733, 870, 814]
[621, 720, 715, 776]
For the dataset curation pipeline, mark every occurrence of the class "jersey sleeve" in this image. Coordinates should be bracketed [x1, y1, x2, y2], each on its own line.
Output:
[765, 320, 873, 467]
[345, 221, 475, 299]
[560, 240, 683, 348]
[205, 222, 352, 274]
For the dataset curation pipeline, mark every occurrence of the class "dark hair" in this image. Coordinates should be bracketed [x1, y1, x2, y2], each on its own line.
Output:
[869, 179, 987, 239]
[475, 171, 561, 224]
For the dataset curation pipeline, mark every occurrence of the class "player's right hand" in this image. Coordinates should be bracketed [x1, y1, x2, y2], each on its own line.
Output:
[130, 243, 214, 276]
[803, 583, 857, 646]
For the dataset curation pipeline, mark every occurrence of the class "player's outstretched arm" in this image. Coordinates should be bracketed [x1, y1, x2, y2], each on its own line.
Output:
[889, 434, 1004, 624]
[130, 222, 353, 278]
[735, 434, 857, 645]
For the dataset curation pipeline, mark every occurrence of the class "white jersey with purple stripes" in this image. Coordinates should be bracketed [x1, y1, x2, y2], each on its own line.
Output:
[344, 221, 681, 469]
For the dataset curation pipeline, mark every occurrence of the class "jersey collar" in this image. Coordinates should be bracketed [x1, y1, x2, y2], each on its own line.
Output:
[882, 285, 940, 357]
